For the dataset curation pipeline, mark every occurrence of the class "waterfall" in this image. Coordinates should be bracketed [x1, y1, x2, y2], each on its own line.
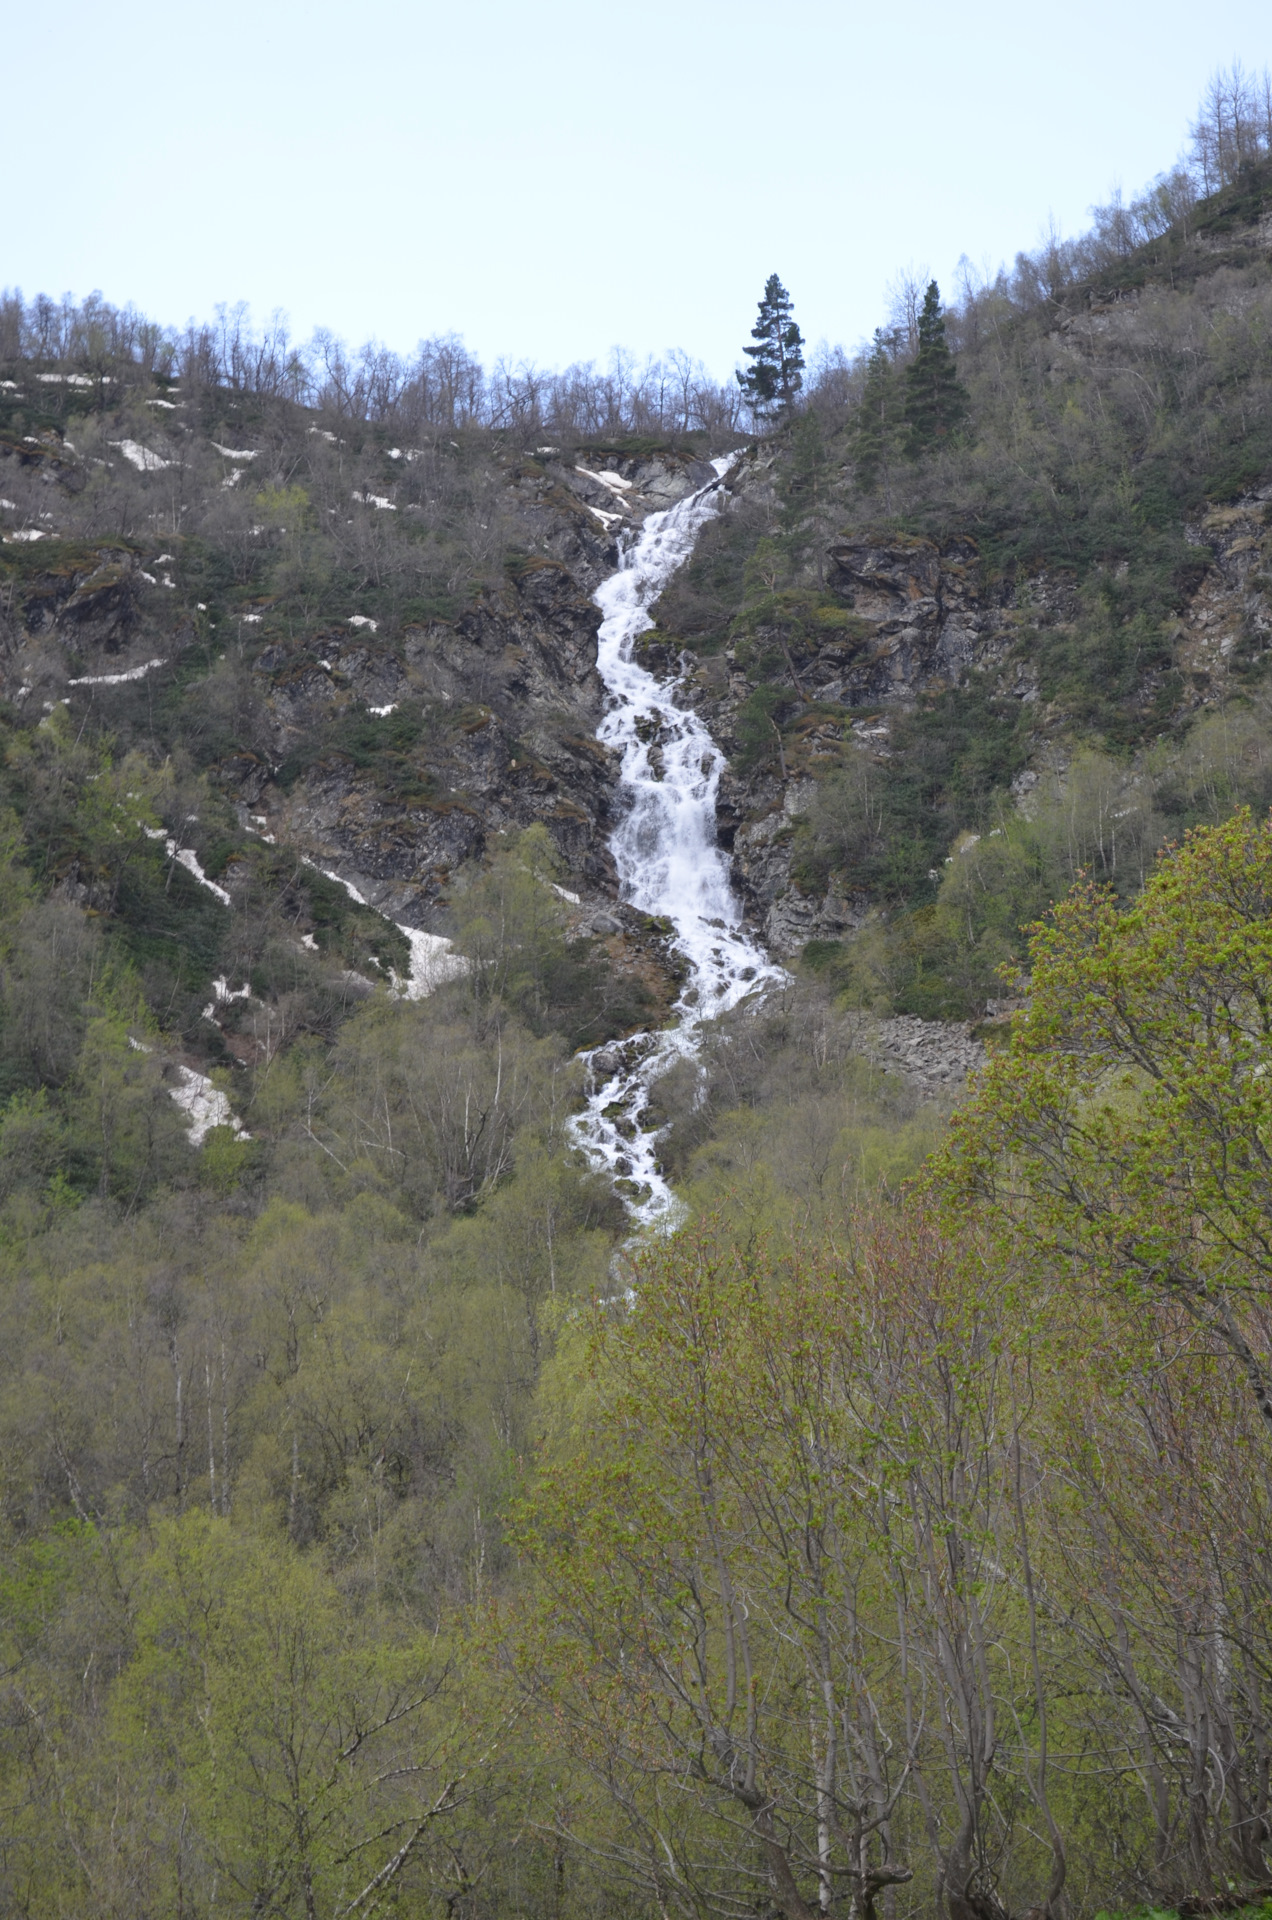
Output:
[570, 459, 786, 1225]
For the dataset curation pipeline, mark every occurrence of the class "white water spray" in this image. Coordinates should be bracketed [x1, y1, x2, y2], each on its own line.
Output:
[571, 460, 786, 1225]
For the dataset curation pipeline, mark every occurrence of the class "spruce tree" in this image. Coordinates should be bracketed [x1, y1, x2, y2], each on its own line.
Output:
[903, 281, 967, 456]
[853, 328, 902, 501]
[737, 274, 805, 421]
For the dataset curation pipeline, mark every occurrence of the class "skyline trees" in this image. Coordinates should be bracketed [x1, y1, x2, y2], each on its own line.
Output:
[847, 277, 968, 489]
[6, 58, 1269, 456]
[903, 280, 968, 454]
[737, 274, 807, 420]
[851, 329, 902, 499]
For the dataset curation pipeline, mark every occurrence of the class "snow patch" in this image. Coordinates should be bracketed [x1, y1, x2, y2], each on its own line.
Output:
[202, 976, 252, 1021]
[304, 860, 466, 998]
[368, 703, 397, 717]
[393, 925, 469, 998]
[4, 529, 47, 543]
[132, 1035, 249, 1144]
[111, 439, 170, 472]
[212, 443, 258, 460]
[144, 827, 232, 904]
[348, 615, 378, 632]
[69, 657, 166, 686]
[169, 1065, 250, 1145]
[576, 465, 633, 494]
[352, 490, 396, 511]
[172, 846, 232, 904]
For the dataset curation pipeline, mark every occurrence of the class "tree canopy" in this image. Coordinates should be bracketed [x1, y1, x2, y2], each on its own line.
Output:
[852, 327, 903, 498]
[903, 280, 967, 455]
[934, 807, 1272, 1434]
[737, 274, 805, 420]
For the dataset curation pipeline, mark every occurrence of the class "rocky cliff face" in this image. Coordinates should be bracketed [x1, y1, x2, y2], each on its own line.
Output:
[0, 432, 716, 1004]
[6, 398, 1272, 993]
[656, 462, 1272, 956]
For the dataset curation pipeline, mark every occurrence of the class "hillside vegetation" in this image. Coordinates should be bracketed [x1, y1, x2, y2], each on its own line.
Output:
[3, 67, 1272, 1920]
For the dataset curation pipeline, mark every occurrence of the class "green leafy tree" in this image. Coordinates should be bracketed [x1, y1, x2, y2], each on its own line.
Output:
[21, 1513, 481, 1920]
[737, 274, 805, 421]
[513, 1218, 1080, 1920]
[853, 329, 904, 499]
[733, 683, 794, 774]
[904, 281, 967, 456]
[934, 808, 1272, 1437]
[68, 989, 189, 1203]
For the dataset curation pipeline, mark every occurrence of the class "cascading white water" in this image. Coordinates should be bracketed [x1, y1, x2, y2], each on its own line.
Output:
[570, 459, 787, 1225]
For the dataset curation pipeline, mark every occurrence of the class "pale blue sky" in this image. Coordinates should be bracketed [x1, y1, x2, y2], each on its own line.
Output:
[7, 0, 1271, 377]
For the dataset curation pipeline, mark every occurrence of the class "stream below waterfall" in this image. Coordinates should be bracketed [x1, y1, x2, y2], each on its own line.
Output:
[570, 459, 787, 1225]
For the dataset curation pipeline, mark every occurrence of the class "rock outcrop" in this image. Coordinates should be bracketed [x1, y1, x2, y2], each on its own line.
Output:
[853, 1013, 986, 1095]
[7, 397, 1271, 1015]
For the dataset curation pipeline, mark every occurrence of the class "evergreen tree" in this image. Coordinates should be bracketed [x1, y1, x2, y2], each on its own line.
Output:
[853, 328, 903, 501]
[903, 280, 967, 456]
[737, 273, 805, 420]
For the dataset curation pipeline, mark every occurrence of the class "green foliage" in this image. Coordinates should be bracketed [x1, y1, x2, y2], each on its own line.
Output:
[68, 996, 188, 1203]
[813, 706, 1272, 1020]
[643, 974, 942, 1232]
[934, 806, 1272, 1441]
[736, 273, 805, 419]
[1033, 567, 1179, 739]
[0, 1509, 484, 1918]
[733, 682, 795, 770]
[853, 329, 904, 496]
[430, 1133, 620, 1317]
[451, 825, 637, 1046]
[8, 128, 1272, 1920]
[293, 862, 411, 977]
[198, 1120, 253, 1193]
[516, 1209, 1272, 1918]
[646, 493, 769, 642]
[273, 698, 438, 799]
[800, 681, 1030, 909]
[903, 279, 968, 455]
[781, 405, 833, 529]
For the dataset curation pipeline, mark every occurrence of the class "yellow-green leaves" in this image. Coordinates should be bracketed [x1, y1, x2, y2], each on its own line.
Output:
[935, 807, 1272, 1435]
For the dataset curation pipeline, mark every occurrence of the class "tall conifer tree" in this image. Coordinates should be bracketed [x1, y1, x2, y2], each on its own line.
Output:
[903, 281, 967, 456]
[853, 328, 902, 501]
[737, 274, 805, 420]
